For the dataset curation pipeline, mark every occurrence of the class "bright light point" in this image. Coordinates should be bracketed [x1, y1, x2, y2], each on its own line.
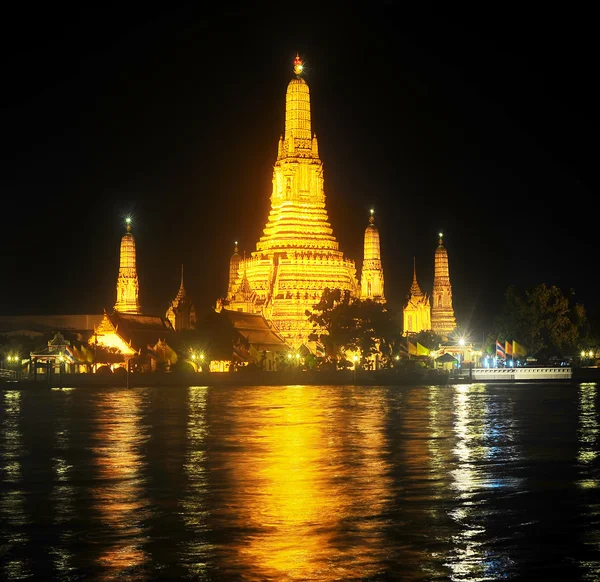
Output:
[459, 338, 465, 346]
[235, 241, 238, 245]
[353, 355, 358, 362]
[126, 217, 131, 224]
[370, 208, 374, 214]
[439, 232, 443, 237]
[581, 351, 586, 357]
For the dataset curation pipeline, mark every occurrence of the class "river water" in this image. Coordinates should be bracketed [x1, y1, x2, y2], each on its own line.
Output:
[0, 383, 599, 581]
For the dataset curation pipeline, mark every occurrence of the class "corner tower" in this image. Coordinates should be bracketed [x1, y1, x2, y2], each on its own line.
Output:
[223, 54, 359, 348]
[403, 258, 431, 334]
[114, 217, 140, 314]
[431, 233, 456, 337]
[360, 209, 385, 302]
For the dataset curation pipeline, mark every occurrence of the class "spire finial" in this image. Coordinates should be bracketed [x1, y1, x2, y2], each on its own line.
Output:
[125, 216, 132, 232]
[438, 232, 443, 245]
[180, 264, 184, 287]
[369, 208, 375, 225]
[413, 256, 417, 280]
[234, 240, 239, 253]
[293, 53, 304, 76]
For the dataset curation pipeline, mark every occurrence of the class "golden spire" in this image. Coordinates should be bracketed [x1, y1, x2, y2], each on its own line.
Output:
[432, 231, 456, 337]
[228, 241, 241, 297]
[410, 257, 423, 296]
[166, 263, 196, 331]
[285, 53, 312, 142]
[361, 208, 385, 302]
[114, 216, 140, 314]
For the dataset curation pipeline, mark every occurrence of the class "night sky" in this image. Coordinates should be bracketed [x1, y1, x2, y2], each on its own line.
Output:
[1, 4, 596, 338]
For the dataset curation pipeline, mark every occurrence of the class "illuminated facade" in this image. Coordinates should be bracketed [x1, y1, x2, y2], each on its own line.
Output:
[114, 218, 140, 314]
[360, 210, 385, 302]
[403, 258, 431, 334]
[221, 55, 359, 348]
[431, 233, 456, 337]
[166, 265, 196, 331]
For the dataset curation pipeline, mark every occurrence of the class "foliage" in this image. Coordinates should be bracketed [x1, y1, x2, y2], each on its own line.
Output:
[306, 288, 401, 367]
[494, 283, 586, 358]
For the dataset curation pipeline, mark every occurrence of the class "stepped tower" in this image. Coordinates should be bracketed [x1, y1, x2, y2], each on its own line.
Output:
[403, 257, 431, 334]
[166, 264, 196, 331]
[360, 209, 385, 302]
[223, 55, 359, 348]
[114, 217, 140, 314]
[431, 233, 456, 337]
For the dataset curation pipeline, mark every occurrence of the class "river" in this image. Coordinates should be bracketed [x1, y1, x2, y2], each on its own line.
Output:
[1, 383, 598, 580]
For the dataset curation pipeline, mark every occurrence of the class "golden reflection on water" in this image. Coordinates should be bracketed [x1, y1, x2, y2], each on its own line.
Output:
[0, 390, 32, 579]
[577, 383, 599, 486]
[215, 385, 391, 581]
[576, 383, 600, 581]
[90, 389, 150, 579]
[181, 386, 211, 577]
[445, 384, 519, 582]
[50, 388, 76, 577]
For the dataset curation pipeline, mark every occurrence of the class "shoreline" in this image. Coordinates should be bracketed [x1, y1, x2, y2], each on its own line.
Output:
[2, 367, 595, 389]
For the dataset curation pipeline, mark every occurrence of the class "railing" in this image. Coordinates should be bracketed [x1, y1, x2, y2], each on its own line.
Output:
[0, 368, 17, 380]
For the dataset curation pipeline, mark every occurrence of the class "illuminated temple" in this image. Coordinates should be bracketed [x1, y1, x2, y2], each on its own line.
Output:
[219, 55, 359, 348]
[403, 258, 431, 334]
[114, 217, 140, 314]
[430, 233, 456, 337]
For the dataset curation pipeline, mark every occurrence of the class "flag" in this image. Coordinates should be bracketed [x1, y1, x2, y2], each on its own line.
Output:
[416, 342, 430, 356]
[513, 340, 528, 356]
[408, 341, 418, 355]
[496, 341, 505, 359]
[505, 340, 513, 356]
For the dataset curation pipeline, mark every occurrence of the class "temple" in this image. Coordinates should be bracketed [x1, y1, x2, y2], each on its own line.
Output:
[431, 233, 456, 338]
[403, 257, 431, 334]
[166, 265, 196, 331]
[360, 209, 385, 302]
[114, 217, 140, 314]
[219, 55, 359, 348]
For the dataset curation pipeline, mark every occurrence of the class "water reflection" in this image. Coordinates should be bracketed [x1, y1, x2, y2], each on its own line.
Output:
[211, 385, 392, 580]
[0, 390, 32, 579]
[89, 389, 150, 579]
[577, 382, 600, 581]
[180, 386, 211, 578]
[446, 384, 521, 581]
[50, 388, 76, 578]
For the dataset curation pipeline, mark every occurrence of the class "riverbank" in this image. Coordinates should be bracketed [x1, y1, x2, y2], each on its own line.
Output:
[2, 366, 596, 389]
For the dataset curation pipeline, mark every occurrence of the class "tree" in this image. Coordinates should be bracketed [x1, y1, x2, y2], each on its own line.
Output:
[494, 283, 586, 359]
[306, 288, 401, 367]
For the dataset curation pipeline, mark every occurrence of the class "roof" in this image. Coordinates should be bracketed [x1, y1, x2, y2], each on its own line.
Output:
[96, 310, 174, 353]
[436, 352, 458, 363]
[219, 310, 289, 352]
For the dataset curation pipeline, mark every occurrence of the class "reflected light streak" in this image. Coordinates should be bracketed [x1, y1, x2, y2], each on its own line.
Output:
[220, 386, 391, 580]
[446, 384, 518, 581]
[0, 390, 32, 579]
[181, 386, 211, 578]
[90, 389, 150, 577]
[576, 383, 600, 581]
[50, 388, 76, 577]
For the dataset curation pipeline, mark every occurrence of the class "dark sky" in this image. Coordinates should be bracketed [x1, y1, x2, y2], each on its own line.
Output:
[1, 3, 596, 337]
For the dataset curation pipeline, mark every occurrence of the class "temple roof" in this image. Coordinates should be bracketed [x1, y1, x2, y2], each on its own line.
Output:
[219, 309, 289, 352]
[97, 310, 174, 353]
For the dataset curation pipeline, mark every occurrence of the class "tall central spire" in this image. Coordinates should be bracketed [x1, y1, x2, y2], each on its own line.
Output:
[222, 54, 359, 348]
[285, 54, 312, 141]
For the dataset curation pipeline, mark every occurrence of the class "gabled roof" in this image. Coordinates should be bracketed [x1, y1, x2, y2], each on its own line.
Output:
[219, 310, 289, 352]
[95, 310, 174, 353]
